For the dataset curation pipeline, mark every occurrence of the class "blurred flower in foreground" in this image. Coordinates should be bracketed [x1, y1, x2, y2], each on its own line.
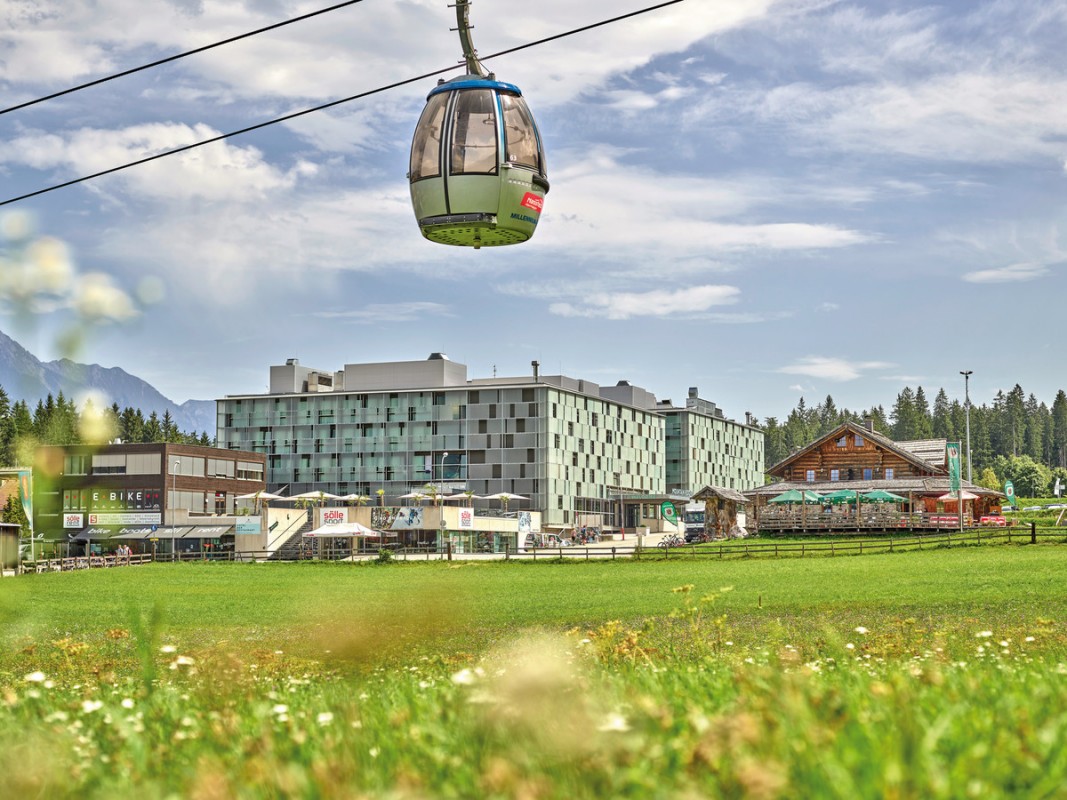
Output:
[0, 211, 162, 361]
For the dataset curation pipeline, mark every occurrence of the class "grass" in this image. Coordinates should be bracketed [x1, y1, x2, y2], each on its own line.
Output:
[3, 543, 1067, 797]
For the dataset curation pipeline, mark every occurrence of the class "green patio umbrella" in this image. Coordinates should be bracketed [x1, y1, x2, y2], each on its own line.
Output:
[822, 489, 860, 504]
[861, 489, 907, 503]
[768, 489, 823, 504]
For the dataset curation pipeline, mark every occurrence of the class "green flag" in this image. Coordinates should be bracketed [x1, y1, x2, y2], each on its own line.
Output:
[661, 501, 678, 524]
[946, 443, 962, 493]
[1004, 480, 1016, 508]
[17, 470, 33, 535]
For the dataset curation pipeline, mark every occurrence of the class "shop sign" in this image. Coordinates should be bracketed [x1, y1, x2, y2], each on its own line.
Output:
[63, 513, 85, 528]
[458, 508, 474, 529]
[322, 509, 346, 524]
[89, 512, 162, 526]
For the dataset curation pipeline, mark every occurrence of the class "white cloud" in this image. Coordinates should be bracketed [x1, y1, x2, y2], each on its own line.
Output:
[313, 303, 451, 324]
[778, 356, 895, 382]
[963, 262, 1051, 284]
[816, 302, 839, 312]
[550, 285, 740, 320]
[0, 123, 315, 203]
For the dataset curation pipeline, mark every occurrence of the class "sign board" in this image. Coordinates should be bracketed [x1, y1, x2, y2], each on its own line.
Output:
[236, 517, 261, 535]
[63, 513, 85, 528]
[322, 509, 347, 525]
[458, 508, 474, 529]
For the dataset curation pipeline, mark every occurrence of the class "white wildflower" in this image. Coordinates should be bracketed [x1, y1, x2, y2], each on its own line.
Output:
[81, 700, 103, 714]
[854, 626, 869, 635]
[451, 668, 477, 686]
[597, 712, 631, 733]
[316, 712, 334, 726]
[24, 671, 46, 683]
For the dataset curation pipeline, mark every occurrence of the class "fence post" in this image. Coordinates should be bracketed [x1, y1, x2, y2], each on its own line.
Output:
[1031, 521, 1037, 545]
[505, 542, 510, 562]
[611, 546, 616, 561]
[447, 541, 452, 562]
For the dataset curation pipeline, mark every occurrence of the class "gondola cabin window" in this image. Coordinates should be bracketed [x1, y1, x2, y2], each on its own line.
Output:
[410, 93, 447, 180]
[450, 90, 498, 175]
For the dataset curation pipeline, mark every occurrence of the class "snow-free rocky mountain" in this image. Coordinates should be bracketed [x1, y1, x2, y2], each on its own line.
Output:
[0, 328, 216, 436]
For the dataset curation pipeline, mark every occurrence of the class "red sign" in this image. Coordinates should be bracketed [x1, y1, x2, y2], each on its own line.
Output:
[520, 193, 543, 213]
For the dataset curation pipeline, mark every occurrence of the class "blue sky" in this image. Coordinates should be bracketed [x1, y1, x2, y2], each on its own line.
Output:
[1, 0, 1064, 422]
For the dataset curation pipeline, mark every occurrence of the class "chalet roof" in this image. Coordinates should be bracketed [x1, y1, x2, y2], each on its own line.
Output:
[767, 420, 946, 477]
[692, 485, 750, 504]
[897, 439, 947, 467]
[745, 477, 1003, 498]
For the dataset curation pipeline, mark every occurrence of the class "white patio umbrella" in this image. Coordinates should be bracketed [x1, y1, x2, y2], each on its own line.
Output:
[937, 491, 980, 501]
[482, 492, 528, 511]
[339, 494, 370, 503]
[289, 491, 342, 501]
[397, 492, 426, 500]
[235, 491, 286, 501]
[305, 521, 380, 536]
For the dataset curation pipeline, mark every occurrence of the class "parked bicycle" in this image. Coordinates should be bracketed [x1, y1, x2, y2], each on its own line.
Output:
[657, 534, 684, 548]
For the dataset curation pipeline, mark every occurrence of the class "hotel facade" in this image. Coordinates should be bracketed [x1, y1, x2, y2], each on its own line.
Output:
[216, 355, 763, 530]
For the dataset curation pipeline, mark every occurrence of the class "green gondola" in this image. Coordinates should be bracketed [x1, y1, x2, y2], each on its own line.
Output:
[408, 0, 549, 248]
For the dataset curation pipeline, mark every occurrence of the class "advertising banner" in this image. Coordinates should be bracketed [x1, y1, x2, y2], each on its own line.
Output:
[63, 513, 85, 529]
[458, 508, 474, 529]
[946, 442, 962, 493]
[1004, 480, 1016, 507]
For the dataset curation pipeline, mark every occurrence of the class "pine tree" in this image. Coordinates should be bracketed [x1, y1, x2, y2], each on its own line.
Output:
[1052, 390, 1067, 469]
[932, 388, 955, 440]
[891, 387, 919, 441]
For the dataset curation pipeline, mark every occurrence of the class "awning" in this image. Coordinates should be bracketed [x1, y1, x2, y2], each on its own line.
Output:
[113, 527, 194, 540]
[186, 525, 234, 538]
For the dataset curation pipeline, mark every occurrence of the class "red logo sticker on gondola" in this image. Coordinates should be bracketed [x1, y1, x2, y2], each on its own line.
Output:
[520, 193, 544, 213]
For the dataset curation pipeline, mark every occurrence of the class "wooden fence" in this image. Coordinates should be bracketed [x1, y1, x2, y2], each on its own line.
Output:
[14, 523, 1065, 572]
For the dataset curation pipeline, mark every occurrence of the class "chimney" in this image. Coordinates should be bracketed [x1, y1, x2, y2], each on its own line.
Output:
[531, 360, 540, 381]
[864, 417, 875, 432]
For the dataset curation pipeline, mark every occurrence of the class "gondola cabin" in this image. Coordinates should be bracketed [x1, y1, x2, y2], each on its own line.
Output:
[409, 75, 549, 248]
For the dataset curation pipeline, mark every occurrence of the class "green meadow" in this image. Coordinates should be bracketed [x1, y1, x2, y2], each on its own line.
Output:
[2, 543, 1066, 798]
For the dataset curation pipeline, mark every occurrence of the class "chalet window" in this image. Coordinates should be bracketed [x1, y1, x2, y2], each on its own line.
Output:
[806, 469, 815, 482]
[885, 468, 895, 480]
[830, 469, 840, 482]
[855, 435, 865, 447]
[836, 436, 847, 447]
[864, 468, 873, 481]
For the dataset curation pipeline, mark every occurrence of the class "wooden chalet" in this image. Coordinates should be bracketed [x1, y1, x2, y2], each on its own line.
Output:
[747, 420, 1004, 533]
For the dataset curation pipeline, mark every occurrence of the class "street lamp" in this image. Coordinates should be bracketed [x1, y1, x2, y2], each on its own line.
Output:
[172, 459, 180, 559]
[960, 371, 973, 484]
[440, 451, 449, 488]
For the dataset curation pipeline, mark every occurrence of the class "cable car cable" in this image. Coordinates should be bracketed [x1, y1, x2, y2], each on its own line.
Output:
[0, 0, 368, 117]
[0, 0, 684, 208]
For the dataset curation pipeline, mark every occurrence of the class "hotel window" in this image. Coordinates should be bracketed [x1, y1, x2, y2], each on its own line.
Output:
[885, 468, 894, 480]
[806, 469, 815, 482]
[830, 470, 840, 481]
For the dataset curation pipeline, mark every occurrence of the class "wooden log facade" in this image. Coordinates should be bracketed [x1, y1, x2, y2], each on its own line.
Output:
[780, 428, 932, 483]
[748, 421, 1005, 533]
